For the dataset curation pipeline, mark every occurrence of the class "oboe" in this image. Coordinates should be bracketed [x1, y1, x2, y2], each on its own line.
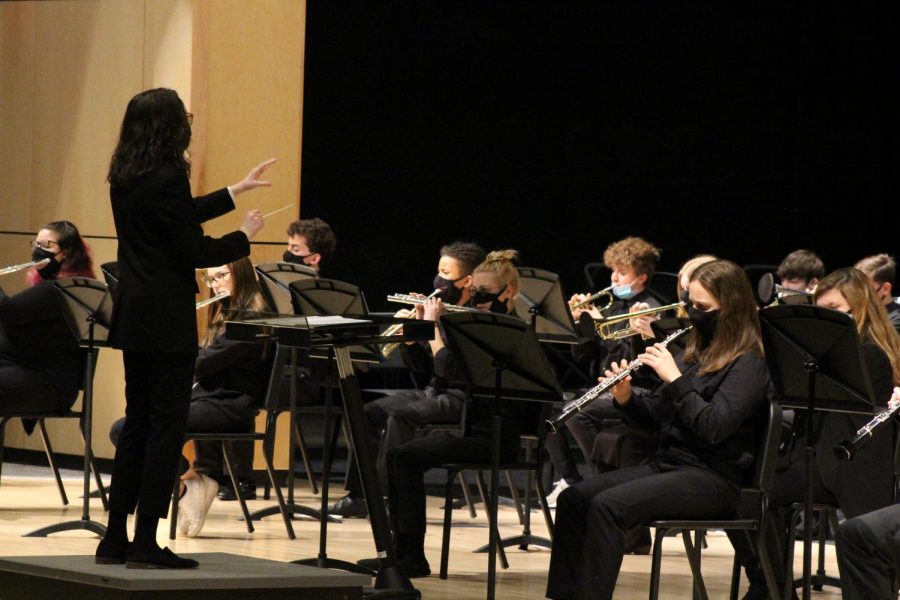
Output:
[833, 400, 900, 461]
[546, 326, 692, 432]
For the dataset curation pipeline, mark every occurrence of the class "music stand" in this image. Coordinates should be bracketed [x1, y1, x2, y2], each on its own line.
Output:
[441, 312, 563, 600]
[759, 304, 877, 600]
[255, 262, 318, 315]
[100, 262, 120, 297]
[287, 278, 382, 576]
[25, 277, 111, 537]
[515, 267, 578, 344]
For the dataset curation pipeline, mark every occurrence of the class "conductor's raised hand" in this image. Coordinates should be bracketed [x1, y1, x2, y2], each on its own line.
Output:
[240, 209, 265, 240]
[638, 343, 681, 383]
[231, 158, 277, 196]
[604, 359, 633, 405]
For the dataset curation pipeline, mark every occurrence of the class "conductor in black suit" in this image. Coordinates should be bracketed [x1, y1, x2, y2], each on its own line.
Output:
[96, 88, 274, 569]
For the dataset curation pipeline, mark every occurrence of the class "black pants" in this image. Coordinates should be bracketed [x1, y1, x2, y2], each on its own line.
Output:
[345, 388, 464, 496]
[107, 351, 194, 518]
[0, 358, 76, 414]
[546, 456, 740, 600]
[109, 396, 257, 483]
[836, 504, 900, 600]
[386, 431, 519, 537]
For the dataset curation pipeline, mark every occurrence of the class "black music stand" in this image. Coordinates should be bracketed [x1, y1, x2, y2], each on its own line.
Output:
[515, 267, 578, 344]
[255, 262, 318, 315]
[287, 278, 381, 576]
[100, 262, 120, 297]
[25, 277, 111, 537]
[441, 312, 563, 600]
[759, 304, 877, 600]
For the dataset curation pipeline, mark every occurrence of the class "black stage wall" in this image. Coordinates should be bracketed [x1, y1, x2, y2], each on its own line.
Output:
[300, 2, 900, 310]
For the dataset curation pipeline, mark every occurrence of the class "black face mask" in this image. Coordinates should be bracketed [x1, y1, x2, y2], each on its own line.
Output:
[433, 274, 465, 305]
[283, 250, 314, 267]
[471, 286, 508, 314]
[687, 305, 720, 339]
[32, 247, 62, 280]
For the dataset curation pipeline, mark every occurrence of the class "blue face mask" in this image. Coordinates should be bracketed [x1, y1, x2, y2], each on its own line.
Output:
[612, 283, 635, 300]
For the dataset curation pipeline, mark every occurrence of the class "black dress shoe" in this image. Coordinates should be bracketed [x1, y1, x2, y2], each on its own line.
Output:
[126, 546, 199, 569]
[329, 495, 368, 518]
[217, 481, 257, 501]
[398, 555, 431, 578]
[356, 557, 380, 572]
[95, 538, 129, 565]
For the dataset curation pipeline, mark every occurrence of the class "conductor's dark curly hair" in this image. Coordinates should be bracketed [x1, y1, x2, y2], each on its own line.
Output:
[107, 88, 192, 189]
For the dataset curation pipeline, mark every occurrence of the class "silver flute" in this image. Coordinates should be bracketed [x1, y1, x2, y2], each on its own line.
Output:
[546, 327, 693, 432]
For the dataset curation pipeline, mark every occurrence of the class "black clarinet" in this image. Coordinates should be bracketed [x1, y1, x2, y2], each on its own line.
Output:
[833, 400, 900, 461]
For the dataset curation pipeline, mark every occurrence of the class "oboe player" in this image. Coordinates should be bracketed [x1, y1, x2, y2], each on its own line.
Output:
[733, 267, 900, 599]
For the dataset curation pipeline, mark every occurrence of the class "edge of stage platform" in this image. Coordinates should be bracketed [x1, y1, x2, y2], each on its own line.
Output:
[0, 552, 369, 600]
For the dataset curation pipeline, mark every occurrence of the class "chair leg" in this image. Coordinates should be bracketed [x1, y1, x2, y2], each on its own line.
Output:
[440, 470, 456, 579]
[505, 470, 525, 526]
[169, 468, 181, 540]
[293, 416, 319, 495]
[534, 470, 554, 540]
[754, 519, 783, 600]
[263, 439, 296, 540]
[37, 419, 69, 506]
[681, 529, 709, 600]
[222, 442, 254, 534]
[784, 509, 801, 600]
[0, 417, 8, 485]
[729, 554, 743, 600]
[649, 527, 666, 600]
[458, 472, 477, 519]
[477, 469, 509, 570]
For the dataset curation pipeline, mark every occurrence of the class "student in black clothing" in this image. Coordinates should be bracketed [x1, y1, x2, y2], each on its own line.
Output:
[356, 249, 522, 578]
[855, 253, 900, 333]
[282, 218, 336, 273]
[96, 88, 273, 569]
[107, 257, 272, 537]
[776, 248, 825, 293]
[546, 259, 772, 600]
[733, 267, 900, 600]
[330, 241, 486, 518]
[1, 223, 96, 416]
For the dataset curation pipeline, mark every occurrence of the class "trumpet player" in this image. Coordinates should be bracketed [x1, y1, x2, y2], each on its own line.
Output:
[330, 241, 486, 518]
[776, 248, 824, 293]
[855, 253, 900, 333]
[1, 220, 95, 417]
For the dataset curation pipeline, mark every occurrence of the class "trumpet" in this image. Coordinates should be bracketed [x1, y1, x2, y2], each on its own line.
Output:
[546, 326, 693, 432]
[387, 293, 477, 313]
[0, 258, 50, 276]
[757, 272, 813, 306]
[196, 292, 229, 309]
[834, 398, 900, 461]
[593, 302, 685, 340]
[569, 285, 615, 313]
[380, 289, 440, 358]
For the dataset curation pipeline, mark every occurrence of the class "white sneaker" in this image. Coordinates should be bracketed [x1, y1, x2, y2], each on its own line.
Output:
[544, 479, 569, 509]
[176, 483, 190, 535]
[181, 475, 220, 538]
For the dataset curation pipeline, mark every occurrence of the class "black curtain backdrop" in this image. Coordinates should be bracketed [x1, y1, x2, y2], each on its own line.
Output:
[300, 1, 900, 312]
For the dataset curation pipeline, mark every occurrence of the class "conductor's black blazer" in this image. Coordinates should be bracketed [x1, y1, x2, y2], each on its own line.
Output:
[109, 165, 250, 354]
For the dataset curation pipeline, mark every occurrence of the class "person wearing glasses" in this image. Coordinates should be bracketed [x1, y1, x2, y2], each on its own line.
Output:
[1, 221, 95, 418]
[108, 257, 272, 537]
[97, 88, 273, 569]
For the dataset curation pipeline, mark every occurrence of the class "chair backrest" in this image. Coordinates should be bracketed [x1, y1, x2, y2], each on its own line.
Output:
[646, 271, 679, 305]
[100, 262, 120, 297]
[752, 400, 783, 493]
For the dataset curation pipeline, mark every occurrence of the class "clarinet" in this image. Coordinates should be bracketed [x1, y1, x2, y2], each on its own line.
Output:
[833, 400, 900, 461]
[545, 326, 692, 433]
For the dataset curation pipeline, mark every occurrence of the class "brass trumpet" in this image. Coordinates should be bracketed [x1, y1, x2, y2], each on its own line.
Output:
[196, 292, 229, 309]
[0, 258, 50, 276]
[593, 301, 685, 340]
[380, 289, 440, 357]
[387, 293, 477, 313]
[569, 285, 615, 313]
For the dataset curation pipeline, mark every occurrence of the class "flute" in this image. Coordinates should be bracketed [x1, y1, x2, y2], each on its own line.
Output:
[546, 327, 692, 432]
[196, 292, 229, 309]
[0, 258, 50, 276]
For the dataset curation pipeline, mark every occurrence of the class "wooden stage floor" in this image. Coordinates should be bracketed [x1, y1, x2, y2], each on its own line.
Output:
[0, 469, 842, 599]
